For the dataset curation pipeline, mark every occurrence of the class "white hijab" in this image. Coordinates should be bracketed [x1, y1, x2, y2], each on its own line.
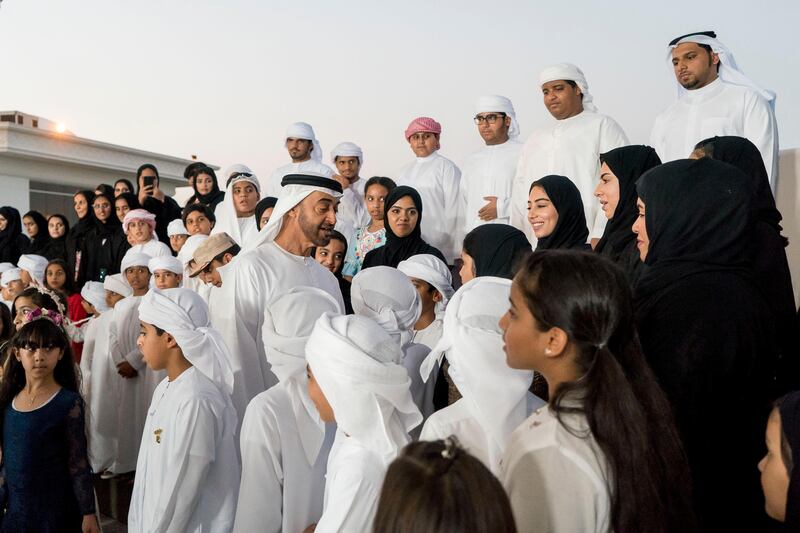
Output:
[350, 266, 421, 349]
[17, 254, 48, 285]
[262, 286, 343, 465]
[306, 313, 422, 462]
[138, 288, 235, 396]
[212, 165, 260, 250]
[421, 277, 533, 469]
[668, 33, 776, 107]
[539, 63, 598, 113]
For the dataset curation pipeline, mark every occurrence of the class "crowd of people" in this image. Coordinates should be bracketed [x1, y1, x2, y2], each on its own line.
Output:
[0, 30, 796, 532]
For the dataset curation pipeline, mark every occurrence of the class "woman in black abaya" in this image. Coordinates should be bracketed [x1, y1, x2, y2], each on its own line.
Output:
[633, 157, 777, 532]
[528, 175, 590, 251]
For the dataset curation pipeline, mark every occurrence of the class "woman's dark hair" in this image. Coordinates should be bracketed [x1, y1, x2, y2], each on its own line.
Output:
[193, 165, 217, 181]
[310, 230, 348, 275]
[12, 287, 66, 321]
[182, 203, 216, 226]
[0, 304, 12, 344]
[183, 161, 207, 180]
[22, 210, 48, 237]
[514, 250, 697, 533]
[46, 214, 70, 236]
[374, 438, 517, 533]
[774, 396, 795, 475]
[95, 184, 115, 198]
[115, 192, 142, 213]
[136, 163, 160, 180]
[364, 176, 397, 197]
[44, 259, 76, 295]
[114, 178, 135, 195]
[0, 318, 81, 435]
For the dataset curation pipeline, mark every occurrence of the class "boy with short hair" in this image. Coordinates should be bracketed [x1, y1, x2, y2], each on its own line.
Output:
[130, 288, 240, 532]
[148, 256, 184, 290]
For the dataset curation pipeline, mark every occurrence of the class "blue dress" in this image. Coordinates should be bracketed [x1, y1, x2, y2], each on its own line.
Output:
[0, 388, 95, 532]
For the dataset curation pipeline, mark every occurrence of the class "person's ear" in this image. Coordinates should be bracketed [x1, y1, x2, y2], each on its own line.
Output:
[711, 51, 720, 66]
[164, 332, 178, 349]
[432, 290, 443, 303]
[223, 253, 233, 265]
[544, 327, 569, 358]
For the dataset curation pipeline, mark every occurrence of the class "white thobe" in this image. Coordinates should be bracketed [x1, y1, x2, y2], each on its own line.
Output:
[461, 139, 523, 232]
[512, 111, 629, 243]
[402, 341, 435, 431]
[501, 407, 610, 533]
[396, 152, 464, 263]
[128, 367, 240, 533]
[109, 295, 165, 473]
[81, 312, 120, 473]
[129, 239, 172, 258]
[316, 430, 396, 533]
[215, 242, 345, 420]
[335, 179, 369, 245]
[234, 377, 335, 533]
[412, 318, 443, 351]
[650, 77, 779, 190]
[265, 160, 335, 198]
[420, 393, 545, 475]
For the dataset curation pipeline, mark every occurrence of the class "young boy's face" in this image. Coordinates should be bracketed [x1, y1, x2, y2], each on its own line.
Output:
[408, 132, 439, 158]
[105, 290, 124, 309]
[409, 278, 441, 316]
[154, 270, 182, 290]
[201, 257, 229, 288]
[170, 234, 189, 253]
[125, 266, 151, 293]
[759, 408, 790, 522]
[306, 365, 335, 423]
[138, 321, 170, 371]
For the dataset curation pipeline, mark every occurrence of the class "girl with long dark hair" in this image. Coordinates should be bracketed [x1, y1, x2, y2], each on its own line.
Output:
[499, 251, 696, 533]
[21, 210, 51, 255]
[0, 313, 99, 531]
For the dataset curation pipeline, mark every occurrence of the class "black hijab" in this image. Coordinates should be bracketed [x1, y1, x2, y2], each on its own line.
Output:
[42, 214, 70, 262]
[634, 158, 752, 303]
[596, 146, 661, 257]
[92, 192, 122, 235]
[255, 197, 278, 231]
[780, 392, 800, 530]
[22, 210, 52, 254]
[531, 175, 590, 251]
[114, 178, 135, 196]
[695, 136, 783, 238]
[0, 206, 25, 264]
[361, 185, 446, 269]
[191, 167, 225, 210]
[463, 224, 531, 279]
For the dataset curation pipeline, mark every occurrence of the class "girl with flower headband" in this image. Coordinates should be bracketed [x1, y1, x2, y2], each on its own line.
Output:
[0, 307, 100, 531]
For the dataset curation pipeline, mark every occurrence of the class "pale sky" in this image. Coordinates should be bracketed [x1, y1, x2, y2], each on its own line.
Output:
[2, 0, 798, 181]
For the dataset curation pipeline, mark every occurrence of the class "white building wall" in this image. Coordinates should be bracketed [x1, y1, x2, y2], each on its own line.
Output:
[0, 174, 30, 214]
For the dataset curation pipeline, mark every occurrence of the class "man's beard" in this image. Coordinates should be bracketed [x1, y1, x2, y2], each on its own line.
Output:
[299, 210, 333, 246]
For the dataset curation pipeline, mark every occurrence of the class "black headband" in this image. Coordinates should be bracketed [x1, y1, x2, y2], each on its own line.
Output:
[668, 30, 717, 46]
[281, 174, 343, 194]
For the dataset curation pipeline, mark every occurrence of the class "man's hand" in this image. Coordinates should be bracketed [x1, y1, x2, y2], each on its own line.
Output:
[117, 361, 139, 379]
[332, 174, 349, 190]
[478, 196, 498, 221]
[82, 514, 100, 533]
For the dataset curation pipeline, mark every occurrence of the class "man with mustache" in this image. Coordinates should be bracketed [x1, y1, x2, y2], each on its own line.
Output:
[650, 30, 779, 190]
[214, 174, 345, 404]
[265, 122, 335, 197]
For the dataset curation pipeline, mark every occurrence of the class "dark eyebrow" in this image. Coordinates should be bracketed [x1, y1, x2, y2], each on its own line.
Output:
[533, 197, 551, 203]
[600, 172, 613, 179]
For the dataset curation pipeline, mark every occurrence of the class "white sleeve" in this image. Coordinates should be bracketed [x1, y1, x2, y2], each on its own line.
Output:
[591, 118, 630, 239]
[511, 146, 532, 237]
[442, 162, 464, 262]
[233, 399, 284, 533]
[742, 93, 779, 191]
[149, 399, 219, 533]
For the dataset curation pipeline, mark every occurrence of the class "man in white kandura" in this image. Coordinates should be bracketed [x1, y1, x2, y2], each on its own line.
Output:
[419, 276, 545, 476]
[513, 63, 628, 246]
[129, 288, 239, 533]
[265, 122, 335, 197]
[650, 30, 779, 190]
[215, 173, 345, 399]
[234, 286, 343, 533]
[462, 95, 523, 233]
